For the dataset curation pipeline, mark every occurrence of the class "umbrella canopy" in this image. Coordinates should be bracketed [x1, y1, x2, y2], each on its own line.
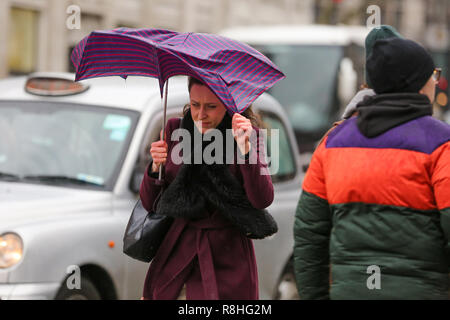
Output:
[71, 28, 285, 114]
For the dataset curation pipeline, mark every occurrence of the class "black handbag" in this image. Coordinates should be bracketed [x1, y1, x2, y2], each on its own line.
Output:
[123, 118, 182, 262]
[123, 179, 173, 263]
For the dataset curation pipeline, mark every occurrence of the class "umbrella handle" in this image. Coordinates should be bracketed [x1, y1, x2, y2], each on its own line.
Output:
[158, 78, 169, 181]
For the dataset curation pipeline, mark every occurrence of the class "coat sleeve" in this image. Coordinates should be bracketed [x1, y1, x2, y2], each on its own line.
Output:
[139, 119, 178, 212]
[430, 141, 450, 265]
[139, 163, 163, 212]
[293, 140, 332, 300]
[238, 127, 274, 209]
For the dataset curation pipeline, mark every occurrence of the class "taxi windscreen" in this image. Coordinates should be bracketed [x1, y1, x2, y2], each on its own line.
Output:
[0, 101, 139, 190]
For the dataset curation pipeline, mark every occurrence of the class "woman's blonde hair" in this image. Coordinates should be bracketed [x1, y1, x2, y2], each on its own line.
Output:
[185, 76, 263, 128]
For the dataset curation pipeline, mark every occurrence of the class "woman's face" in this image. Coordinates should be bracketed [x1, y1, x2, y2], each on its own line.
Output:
[189, 84, 227, 134]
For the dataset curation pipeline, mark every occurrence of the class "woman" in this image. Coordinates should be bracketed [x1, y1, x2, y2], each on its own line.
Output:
[140, 77, 277, 300]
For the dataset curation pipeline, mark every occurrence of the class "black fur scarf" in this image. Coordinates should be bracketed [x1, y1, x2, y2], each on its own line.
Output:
[156, 110, 278, 239]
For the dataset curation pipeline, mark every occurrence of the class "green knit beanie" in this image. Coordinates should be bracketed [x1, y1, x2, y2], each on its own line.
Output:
[365, 25, 403, 88]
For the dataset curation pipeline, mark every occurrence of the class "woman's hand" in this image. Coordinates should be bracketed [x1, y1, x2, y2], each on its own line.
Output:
[150, 130, 168, 172]
[232, 113, 253, 155]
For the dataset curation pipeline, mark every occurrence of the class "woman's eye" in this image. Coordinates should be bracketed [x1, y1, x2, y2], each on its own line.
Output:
[208, 105, 216, 109]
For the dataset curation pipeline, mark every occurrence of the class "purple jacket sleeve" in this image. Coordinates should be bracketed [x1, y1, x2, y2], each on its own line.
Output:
[238, 128, 274, 209]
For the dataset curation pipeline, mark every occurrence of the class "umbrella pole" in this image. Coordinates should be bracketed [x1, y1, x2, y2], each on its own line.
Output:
[158, 78, 169, 181]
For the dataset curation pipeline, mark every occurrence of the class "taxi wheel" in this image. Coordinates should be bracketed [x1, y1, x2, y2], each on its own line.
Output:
[55, 276, 101, 300]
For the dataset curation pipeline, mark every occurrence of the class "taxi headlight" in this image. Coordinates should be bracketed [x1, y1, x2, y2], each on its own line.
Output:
[0, 233, 23, 269]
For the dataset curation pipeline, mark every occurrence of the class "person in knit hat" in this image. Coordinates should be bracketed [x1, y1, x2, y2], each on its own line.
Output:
[358, 37, 437, 137]
[342, 25, 402, 120]
[364, 25, 403, 88]
[293, 36, 450, 299]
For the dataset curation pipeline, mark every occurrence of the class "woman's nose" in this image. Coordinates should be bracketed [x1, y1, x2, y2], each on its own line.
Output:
[198, 106, 207, 119]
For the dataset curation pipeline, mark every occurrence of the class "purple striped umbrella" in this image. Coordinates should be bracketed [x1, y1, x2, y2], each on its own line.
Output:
[71, 28, 285, 114]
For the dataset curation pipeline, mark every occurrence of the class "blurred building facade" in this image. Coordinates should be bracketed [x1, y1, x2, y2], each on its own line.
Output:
[0, 0, 314, 78]
[314, 0, 449, 51]
[1, 0, 449, 78]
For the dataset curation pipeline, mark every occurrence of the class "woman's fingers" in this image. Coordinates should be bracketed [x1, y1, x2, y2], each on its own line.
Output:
[232, 116, 253, 153]
[151, 147, 168, 153]
[232, 113, 247, 121]
[233, 122, 253, 136]
[233, 118, 250, 125]
[232, 115, 251, 128]
[152, 140, 168, 148]
[152, 151, 167, 159]
[233, 120, 251, 128]
[150, 141, 168, 153]
[152, 154, 167, 160]
[150, 139, 168, 168]
[149, 135, 168, 172]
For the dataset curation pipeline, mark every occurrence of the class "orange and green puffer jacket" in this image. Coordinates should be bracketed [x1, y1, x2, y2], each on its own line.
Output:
[293, 94, 450, 300]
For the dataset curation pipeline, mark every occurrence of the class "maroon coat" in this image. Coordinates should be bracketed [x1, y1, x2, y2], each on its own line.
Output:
[140, 118, 274, 300]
